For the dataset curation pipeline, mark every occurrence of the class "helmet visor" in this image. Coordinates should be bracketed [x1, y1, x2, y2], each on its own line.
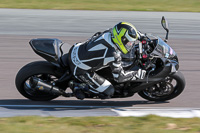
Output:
[125, 41, 135, 52]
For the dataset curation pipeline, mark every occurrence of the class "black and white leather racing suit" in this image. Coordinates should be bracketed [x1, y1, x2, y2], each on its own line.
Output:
[68, 30, 138, 97]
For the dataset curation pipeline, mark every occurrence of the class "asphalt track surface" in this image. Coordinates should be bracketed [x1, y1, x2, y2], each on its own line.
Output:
[0, 9, 200, 117]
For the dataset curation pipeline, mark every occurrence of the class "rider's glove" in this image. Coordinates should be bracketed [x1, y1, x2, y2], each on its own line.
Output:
[132, 69, 146, 80]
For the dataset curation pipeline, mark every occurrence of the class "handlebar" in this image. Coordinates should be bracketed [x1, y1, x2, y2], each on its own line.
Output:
[136, 36, 156, 70]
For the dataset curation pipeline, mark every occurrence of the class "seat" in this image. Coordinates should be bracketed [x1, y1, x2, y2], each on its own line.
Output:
[59, 53, 69, 68]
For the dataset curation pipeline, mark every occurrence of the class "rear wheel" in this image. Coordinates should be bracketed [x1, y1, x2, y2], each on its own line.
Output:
[138, 71, 185, 101]
[15, 61, 62, 101]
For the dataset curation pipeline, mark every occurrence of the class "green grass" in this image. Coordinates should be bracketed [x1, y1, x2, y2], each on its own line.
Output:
[0, 0, 200, 12]
[0, 115, 200, 133]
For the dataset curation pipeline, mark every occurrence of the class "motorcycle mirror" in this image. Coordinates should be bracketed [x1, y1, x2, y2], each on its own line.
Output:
[161, 16, 169, 42]
[161, 16, 169, 32]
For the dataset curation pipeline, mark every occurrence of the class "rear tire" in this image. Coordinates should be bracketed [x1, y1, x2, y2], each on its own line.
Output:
[15, 61, 62, 101]
[138, 71, 185, 101]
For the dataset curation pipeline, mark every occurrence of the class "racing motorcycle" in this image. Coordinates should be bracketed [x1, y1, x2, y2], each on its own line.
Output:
[15, 16, 185, 101]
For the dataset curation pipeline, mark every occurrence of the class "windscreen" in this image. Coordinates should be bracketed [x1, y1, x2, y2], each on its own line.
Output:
[150, 37, 176, 59]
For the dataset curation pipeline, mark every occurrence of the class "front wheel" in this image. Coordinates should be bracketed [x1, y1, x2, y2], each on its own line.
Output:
[15, 61, 62, 101]
[138, 71, 185, 101]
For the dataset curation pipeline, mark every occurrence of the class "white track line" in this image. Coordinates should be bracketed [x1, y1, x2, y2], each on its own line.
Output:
[112, 107, 200, 118]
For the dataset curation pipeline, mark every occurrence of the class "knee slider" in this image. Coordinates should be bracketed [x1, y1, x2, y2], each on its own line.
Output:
[103, 85, 115, 96]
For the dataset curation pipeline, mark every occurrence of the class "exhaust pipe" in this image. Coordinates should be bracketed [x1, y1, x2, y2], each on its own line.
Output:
[30, 77, 72, 97]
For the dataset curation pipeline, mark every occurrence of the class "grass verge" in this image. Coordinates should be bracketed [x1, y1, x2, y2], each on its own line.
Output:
[0, 115, 200, 133]
[0, 0, 200, 12]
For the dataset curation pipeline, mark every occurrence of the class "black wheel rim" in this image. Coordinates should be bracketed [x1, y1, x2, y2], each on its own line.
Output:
[142, 76, 177, 99]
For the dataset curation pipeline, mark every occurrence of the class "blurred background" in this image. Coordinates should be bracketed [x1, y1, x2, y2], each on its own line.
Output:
[0, 0, 200, 12]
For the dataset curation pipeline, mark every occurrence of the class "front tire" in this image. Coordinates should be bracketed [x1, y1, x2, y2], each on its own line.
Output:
[15, 61, 62, 101]
[138, 71, 185, 101]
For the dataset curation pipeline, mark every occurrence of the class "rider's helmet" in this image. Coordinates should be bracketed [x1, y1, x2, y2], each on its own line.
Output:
[112, 22, 139, 54]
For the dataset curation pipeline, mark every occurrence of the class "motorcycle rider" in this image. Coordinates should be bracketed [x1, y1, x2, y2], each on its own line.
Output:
[67, 22, 146, 99]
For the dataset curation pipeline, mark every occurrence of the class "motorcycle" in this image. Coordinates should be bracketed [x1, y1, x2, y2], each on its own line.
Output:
[15, 16, 185, 101]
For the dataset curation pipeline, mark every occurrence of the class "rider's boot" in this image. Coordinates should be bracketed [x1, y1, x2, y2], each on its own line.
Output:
[69, 81, 86, 100]
[74, 87, 85, 100]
